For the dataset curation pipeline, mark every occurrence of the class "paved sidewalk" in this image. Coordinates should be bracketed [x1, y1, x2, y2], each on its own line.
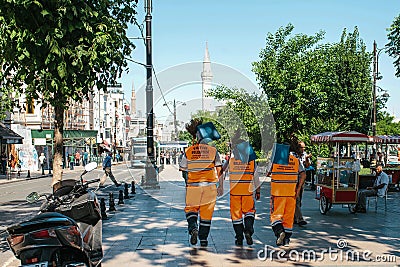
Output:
[98, 164, 400, 266]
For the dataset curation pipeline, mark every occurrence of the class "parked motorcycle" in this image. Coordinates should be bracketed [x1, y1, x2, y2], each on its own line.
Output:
[6, 162, 103, 267]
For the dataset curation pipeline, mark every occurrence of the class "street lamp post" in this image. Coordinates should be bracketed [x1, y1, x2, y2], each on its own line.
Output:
[114, 101, 117, 161]
[372, 40, 387, 136]
[164, 99, 186, 141]
[143, 0, 159, 188]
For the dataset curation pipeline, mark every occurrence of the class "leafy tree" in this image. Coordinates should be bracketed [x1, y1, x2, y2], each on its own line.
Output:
[178, 130, 193, 144]
[386, 14, 400, 77]
[208, 85, 275, 157]
[376, 112, 400, 135]
[0, 0, 137, 185]
[252, 24, 373, 142]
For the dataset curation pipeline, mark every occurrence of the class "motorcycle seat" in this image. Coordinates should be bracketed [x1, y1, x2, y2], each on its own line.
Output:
[32, 212, 74, 221]
[8, 212, 77, 234]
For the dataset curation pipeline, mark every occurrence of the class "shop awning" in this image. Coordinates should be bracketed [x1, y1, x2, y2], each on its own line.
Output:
[31, 130, 98, 139]
[0, 123, 23, 144]
[375, 135, 400, 144]
[311, 131, 370, 143]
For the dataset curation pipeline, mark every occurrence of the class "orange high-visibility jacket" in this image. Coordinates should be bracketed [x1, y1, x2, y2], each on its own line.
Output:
[229, 158, 255, 196]
[271, 154, 299, 197]
[186, 144, 217, 183]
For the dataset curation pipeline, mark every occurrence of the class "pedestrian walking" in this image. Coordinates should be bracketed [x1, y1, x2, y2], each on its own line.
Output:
[270, 141, 306, 247]
[179, 119, 223, 247]
[83, 150, 89, 166]
[39, 152, 46, 175]
[69, 154, 74, 170]
[226, 133, 260, 246]
[99, 152, 121, 188]
[75, 151, 81, 166]
[294, 141, 311, 226]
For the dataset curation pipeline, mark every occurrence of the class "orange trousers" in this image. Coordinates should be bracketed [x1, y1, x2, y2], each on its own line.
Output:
[230, 195, 255, 221]
[184, 185, 217, 221]
[270, 196, 296, 232]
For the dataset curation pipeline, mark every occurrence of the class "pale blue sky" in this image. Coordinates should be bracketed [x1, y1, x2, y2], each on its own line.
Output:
[120, 0, 400, 123]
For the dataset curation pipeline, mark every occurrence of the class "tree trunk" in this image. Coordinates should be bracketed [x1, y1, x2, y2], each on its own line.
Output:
[52, 105, 64, 187]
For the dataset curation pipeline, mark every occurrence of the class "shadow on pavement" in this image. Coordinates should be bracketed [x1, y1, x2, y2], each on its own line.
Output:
[98, 175, 400, 266]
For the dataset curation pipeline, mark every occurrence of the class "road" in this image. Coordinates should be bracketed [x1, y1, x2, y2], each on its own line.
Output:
[0, 163, 144, 266]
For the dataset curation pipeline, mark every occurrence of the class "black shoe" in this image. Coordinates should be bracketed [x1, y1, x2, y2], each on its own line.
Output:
[235, 239, 243, 246]
[98, 185, 105, 189]
[115, 183, 122, 187]
[200, 240, 208, 247]
[298, 220, 307, 226]
[276, 232, 286, 246]
[190, 229, 198, 245]
[244, 232, 253, 245]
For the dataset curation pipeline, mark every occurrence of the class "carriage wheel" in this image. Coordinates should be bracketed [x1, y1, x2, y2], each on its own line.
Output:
[327, 200, 333, 211]
[319, 195, 330, 215]
[348, 203, 357, 214]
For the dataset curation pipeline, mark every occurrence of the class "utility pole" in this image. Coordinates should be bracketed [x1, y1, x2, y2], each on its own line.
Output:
[173, 99, 177, 141]
[114, 101, 117, 161]
[372, 41, 377, 137]
[143, 0, 159, 188]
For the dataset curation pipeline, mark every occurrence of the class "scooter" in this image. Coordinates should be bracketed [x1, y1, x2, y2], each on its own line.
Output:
[6, 162, 103, 267]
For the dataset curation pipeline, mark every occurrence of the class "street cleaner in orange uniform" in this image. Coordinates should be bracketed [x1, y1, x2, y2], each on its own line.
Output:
[226, 137, 261, 246]
[270, 142, 306, 247]
[179, 119, 223, 247]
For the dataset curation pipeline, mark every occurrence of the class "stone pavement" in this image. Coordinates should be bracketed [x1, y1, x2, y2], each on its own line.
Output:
[98, 164, 400, 267]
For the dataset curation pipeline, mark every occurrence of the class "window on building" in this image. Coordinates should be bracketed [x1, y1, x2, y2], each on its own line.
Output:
[103, 95, 107, 111]
[105, 129, 111, 139]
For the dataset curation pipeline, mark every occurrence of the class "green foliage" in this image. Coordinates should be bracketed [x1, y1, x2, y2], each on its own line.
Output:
[386, 14, 400, 77]
[208, 85, 276, 157]
[296, 117, 342, 163]
[0, 0, 137, 183]
[178, 130, 193, 144]
[0, 0, 137, 110]
[376, 112, 400, 135]
[252, 24, 373, 142]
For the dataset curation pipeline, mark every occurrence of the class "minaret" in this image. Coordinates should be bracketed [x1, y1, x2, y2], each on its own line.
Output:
[130, 81, 136, 116]
[201, 42, 213, 111]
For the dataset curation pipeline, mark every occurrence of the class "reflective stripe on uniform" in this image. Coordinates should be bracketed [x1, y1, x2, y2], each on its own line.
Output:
[229, 158, 255, 195]
[186, 144, 217, 183]
[270, 154, 299, 197]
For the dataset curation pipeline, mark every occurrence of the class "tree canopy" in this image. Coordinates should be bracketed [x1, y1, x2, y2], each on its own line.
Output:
[0, 0, 138, 185]
[208, 86, 275, 157]
[252, 24, 373, 142]
[386, 13, 400, 77]
[376, 112, 400, 135]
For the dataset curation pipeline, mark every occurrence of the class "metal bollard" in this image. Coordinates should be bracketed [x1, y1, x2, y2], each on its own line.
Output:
[131, 181, 136, 194]
[118, 190, 124, 205]
[108, 192, 116, 212]
[124, 184, 130, 199]
[100, 198, 108, 220]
